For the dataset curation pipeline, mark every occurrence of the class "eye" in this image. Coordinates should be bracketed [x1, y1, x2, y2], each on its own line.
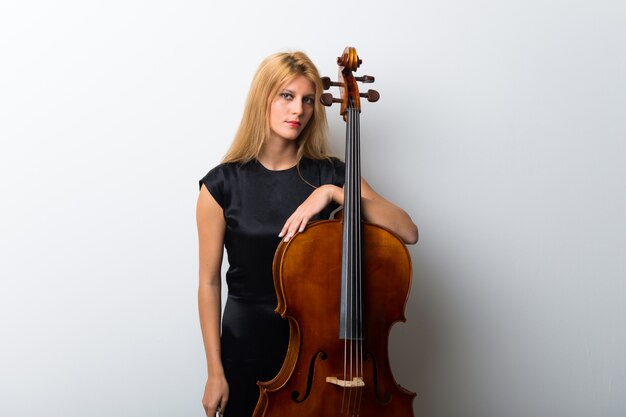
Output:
[280, 92, 294, 100]
[303, 96, 315, 105]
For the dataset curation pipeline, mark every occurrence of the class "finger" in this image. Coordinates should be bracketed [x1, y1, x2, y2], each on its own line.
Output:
[208, 403, 220, 417]
[280, 219, 297, 239]
[279, 211, 300, 238]
[218, 399, 227, 416]
[202, 400, 219, 417]
[284, 217, 310, 242]
[283, 230, 294, 242]
[283, 221, 299, 242]
[279, 217, 293, 238]
[298, 215, 311, 232]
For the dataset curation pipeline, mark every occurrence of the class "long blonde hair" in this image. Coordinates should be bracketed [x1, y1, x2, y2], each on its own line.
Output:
[222, 51, 331, 164]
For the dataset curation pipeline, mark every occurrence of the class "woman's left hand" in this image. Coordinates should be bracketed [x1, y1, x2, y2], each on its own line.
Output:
[279, 184, 340, 242]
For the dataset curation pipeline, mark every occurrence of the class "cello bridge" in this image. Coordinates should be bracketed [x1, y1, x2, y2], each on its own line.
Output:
[325, 377, 365, 388]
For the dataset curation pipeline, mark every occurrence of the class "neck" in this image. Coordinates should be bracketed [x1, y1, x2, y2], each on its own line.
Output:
[258, 138, 299, 170]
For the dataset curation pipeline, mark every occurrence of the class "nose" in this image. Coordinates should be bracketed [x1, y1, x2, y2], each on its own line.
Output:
[291, 98, 304, 116]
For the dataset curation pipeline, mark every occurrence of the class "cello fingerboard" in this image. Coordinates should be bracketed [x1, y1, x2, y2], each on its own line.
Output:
[339, 106, 364, 341]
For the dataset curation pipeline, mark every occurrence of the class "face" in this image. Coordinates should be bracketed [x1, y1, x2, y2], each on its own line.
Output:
[268, 75, 316, 143]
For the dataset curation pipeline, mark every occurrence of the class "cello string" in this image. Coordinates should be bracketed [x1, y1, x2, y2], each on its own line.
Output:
[341, 103, 353, 416]
[355, 108, 364, 415]
[341, 103, 365, 416]
[351, 105, 361, 416]
[349, 106, 357, 415]
[353, 105, 359, 412]
[357, 108, 365, 416]
[341, 108, 362, 417]
[347, 106, 353, 414]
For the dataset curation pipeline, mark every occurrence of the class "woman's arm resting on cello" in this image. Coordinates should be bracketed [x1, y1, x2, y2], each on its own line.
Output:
[279, 178, 418, 245]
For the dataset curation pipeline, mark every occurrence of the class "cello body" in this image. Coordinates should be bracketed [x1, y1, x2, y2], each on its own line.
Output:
[253, 221, 415, 416]
[253, 47, 415, 417]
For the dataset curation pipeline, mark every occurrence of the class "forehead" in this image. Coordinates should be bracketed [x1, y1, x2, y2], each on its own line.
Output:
[279, 75, 315, 94]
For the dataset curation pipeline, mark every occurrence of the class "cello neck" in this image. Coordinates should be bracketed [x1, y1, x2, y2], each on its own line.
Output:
[339, 105, 363, 341]
[320, 46, 379, 342]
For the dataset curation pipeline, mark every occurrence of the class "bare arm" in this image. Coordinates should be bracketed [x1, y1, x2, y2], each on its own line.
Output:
[279, 178, 418, 245]
[359, 178, 418, 244]
[196, 185, 229, 416]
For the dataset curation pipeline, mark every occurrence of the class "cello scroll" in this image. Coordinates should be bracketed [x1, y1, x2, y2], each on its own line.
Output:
[320, 47, 380, 119]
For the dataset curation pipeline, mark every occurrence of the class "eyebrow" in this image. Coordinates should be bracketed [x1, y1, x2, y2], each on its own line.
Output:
[282, 89, 315, 97]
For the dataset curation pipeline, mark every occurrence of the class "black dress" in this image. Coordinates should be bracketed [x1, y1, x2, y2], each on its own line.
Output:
[199, 157, 345, 417]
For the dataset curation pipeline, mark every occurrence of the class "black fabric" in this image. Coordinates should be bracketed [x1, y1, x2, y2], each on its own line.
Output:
[199, 157, 345, 417]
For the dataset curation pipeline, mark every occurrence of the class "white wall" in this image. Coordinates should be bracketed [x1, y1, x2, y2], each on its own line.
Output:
[1, 1, 624, 416]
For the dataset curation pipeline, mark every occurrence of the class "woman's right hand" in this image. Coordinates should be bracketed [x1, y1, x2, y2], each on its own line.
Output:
[279, 184, 341, 242]
[202, 375, 229, 416]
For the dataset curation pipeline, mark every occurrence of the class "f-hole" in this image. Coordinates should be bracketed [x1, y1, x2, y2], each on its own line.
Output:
[291, 351, 328, 403]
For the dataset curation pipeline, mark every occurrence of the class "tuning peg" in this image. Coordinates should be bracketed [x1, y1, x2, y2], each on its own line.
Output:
[321, 76, 343, 90]
[320, 93, 342, 107]
[360, 89, 380, 102]
[355, 75, 375, 83]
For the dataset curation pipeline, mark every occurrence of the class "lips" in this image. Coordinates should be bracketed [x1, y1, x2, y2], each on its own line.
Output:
[286, 120, 301, 127]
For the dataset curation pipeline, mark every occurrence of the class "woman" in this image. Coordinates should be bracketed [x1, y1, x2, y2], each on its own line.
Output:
[197, 51, 417, 417]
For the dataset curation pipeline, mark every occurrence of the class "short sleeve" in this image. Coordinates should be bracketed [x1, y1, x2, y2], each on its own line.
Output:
[199, 165, 226, 208]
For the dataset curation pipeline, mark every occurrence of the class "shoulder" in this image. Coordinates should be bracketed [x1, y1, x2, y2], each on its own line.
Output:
[199, 162, 245, 207]
[199, 162, 248, 185]
[201, 162, 241, 177]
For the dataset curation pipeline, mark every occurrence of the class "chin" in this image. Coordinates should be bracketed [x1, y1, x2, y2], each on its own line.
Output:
[281, 133, 301, 141]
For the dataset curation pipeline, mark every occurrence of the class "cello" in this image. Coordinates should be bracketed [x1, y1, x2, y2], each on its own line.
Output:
[253, 47, 415, 417]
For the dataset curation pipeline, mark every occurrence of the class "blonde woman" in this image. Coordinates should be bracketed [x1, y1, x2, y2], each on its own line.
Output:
[197, 51, 417, 417]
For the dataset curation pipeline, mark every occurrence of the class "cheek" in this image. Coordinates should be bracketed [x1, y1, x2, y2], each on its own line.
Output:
[269, 102, 279, 118]
[269, 98, 284, 116]
[304, 106, 315, 122]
